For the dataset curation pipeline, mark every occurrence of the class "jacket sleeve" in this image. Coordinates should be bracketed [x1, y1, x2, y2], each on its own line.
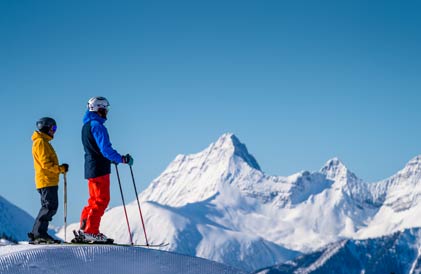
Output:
[91, 121, 123, 163]
[34, 139, 62, 174]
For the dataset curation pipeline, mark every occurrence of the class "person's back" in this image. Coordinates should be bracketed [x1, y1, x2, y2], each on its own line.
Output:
[81, 111, 113, 179]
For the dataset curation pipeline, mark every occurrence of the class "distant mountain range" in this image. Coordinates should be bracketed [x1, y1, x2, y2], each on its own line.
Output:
[48, 133, 421, 271]
[255, 227, 421, 274]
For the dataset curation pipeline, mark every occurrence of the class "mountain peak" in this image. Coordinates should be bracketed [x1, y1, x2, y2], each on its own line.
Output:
[214, 133, 261, 171]
[214, 132, 236, 148]
[320, 157, 349, 180]
[404, 155, 421, 167]
[322, 157, 346, 170]
[397, 155, 421, 178]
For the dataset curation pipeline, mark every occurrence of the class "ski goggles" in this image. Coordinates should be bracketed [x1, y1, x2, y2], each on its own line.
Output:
[51, 125, 57, 132]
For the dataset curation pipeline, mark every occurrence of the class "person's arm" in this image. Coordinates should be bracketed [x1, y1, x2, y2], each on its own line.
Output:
[34, 139, 65, 173]
[91, 121, 123, 163]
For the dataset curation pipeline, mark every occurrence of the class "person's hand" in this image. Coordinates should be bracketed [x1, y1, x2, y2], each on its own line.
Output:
[60, 163, 69, 173]
[122, 154, 134, 166]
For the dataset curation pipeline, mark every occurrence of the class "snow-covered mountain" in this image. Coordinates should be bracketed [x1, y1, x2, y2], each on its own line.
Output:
[255, 227, 421, 274]
[356, 156, 421, 239]
[57, 133, 421, 272]
[0, 195, 34, 243]
[139, 133, 262, 207]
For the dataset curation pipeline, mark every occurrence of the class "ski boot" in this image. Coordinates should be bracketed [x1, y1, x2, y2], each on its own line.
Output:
[28, 232, 61, 244]
[72, 230, 114, 244]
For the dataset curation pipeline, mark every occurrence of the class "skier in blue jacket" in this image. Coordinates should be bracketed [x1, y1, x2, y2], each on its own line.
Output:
[78, 96, 133, 243]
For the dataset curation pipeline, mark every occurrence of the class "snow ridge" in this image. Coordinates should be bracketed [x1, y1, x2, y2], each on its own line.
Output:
[230, 134, 261, 171]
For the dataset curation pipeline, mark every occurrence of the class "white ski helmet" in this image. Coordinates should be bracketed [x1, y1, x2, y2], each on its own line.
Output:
[87, 96, 110, 112]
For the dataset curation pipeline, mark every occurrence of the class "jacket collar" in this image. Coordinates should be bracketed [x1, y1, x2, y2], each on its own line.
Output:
[83, 110, 107, 124]
[32, 131, 53, 142]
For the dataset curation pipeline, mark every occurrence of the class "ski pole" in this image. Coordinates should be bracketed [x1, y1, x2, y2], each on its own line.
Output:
[63, 172, 67, 242]
[115, 164, 134, 245]
[129, 165, 149, 246]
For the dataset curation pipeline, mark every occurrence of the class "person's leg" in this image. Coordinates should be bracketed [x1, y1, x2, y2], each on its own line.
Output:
[80, 182, 97, 230]
[83, 174, 110, 235]
[31, 186, 58, 238]
[31, 188, 49, 238]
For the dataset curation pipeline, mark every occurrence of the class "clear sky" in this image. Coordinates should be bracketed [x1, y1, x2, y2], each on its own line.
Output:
[1, 0, 421, 227]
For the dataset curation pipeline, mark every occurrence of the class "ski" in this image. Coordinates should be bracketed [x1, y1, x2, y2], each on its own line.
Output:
[66, 242, 168, 247]
[70, 230, 168, 247]
[25, 241, 168, 247]
[116, 242, 169, 248]
[28, 240, 62, 245]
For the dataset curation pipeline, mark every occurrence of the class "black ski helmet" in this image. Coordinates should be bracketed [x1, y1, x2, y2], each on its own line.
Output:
[36, 117, 57, 135]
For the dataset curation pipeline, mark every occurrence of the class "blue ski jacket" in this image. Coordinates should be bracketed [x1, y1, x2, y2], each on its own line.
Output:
[82, 111, 123, 179]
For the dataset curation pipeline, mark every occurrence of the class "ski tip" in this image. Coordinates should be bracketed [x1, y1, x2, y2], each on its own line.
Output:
[143, 242, 169, 248]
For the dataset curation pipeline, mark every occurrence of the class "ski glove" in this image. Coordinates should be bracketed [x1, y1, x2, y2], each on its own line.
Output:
[60, 163, 69, 173]
[122, 154, 134, 166]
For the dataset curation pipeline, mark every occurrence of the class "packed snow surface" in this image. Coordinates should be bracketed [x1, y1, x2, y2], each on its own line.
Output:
[0, 244, 247, 274]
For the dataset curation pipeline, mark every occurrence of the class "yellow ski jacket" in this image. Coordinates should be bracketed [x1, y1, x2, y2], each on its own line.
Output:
[32, 131, 65, 189]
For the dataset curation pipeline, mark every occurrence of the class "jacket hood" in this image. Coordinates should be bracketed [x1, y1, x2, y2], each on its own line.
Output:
[32, 131, 53, 142]
[83, 110, 107, 125]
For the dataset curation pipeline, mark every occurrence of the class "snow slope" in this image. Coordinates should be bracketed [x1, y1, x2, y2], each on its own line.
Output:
[0, 195, 34, 242]
[0, 244, 246, 274]
[59, 192, 300, 272]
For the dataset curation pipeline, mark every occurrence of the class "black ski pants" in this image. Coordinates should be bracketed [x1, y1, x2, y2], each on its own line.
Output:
[31, 186, 58, 238]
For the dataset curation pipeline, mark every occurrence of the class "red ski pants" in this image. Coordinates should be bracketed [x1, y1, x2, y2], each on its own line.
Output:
[80, 174, 110, 234]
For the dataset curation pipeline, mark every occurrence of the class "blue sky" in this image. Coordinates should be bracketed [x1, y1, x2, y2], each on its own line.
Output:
[1, 0, 421, 227]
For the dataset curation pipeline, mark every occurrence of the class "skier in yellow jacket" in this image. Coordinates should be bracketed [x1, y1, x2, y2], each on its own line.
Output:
[28, 117, 69, 244]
